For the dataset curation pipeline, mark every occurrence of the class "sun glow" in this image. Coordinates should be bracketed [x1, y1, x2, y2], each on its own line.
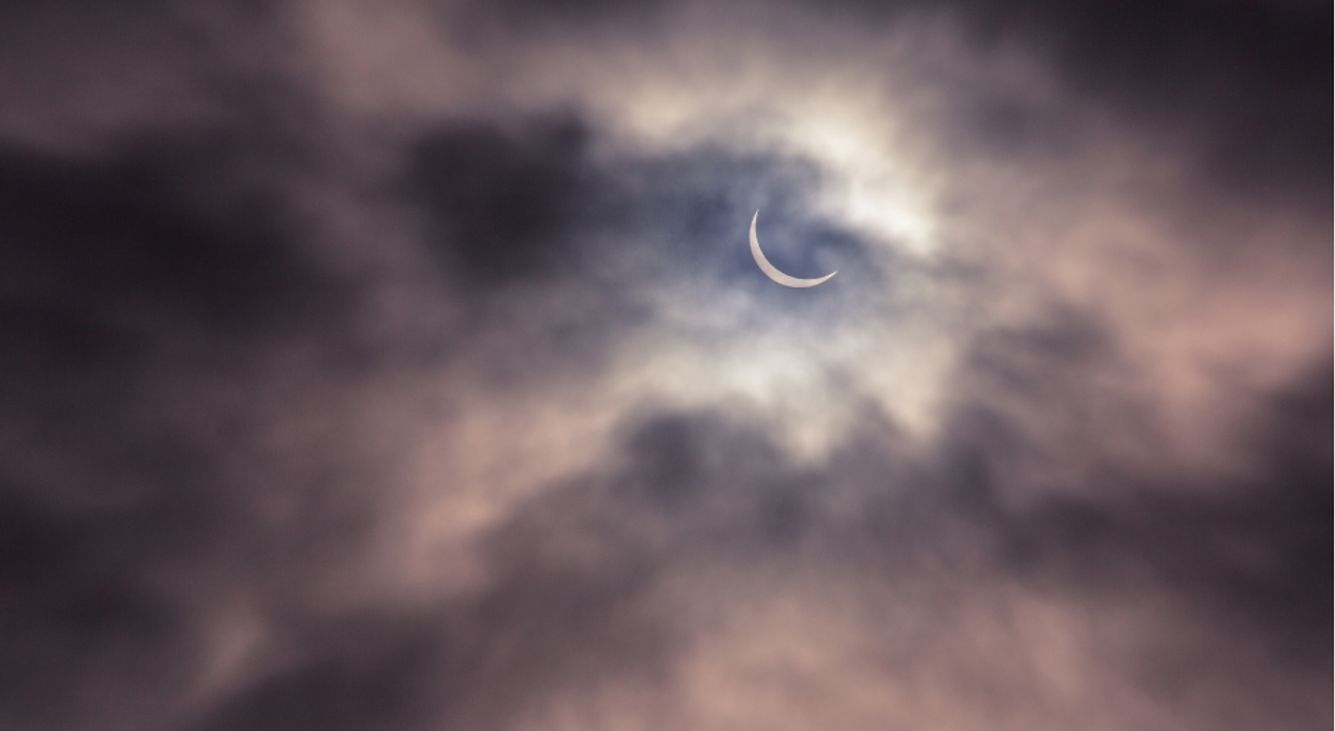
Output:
[773, 105, 939, 257]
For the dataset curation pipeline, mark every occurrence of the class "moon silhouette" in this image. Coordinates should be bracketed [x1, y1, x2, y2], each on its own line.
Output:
[749, 210, 837, 288]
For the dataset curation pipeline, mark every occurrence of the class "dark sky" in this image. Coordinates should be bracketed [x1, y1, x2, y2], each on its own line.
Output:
[1, 1, 1330, 729]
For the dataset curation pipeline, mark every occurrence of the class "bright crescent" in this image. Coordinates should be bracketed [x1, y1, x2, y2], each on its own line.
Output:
[749, 210, 837, 288]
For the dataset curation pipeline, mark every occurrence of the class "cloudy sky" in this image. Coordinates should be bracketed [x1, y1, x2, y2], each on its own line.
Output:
[1, 1, 1330, 729]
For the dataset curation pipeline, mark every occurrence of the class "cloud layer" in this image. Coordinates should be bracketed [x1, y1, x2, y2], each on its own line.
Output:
[1, 1, 1329, 729]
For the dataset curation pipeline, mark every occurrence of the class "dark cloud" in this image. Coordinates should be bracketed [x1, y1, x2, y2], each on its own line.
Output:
[0, 129, 346, 341]
[450, 0, 672, 38]
[404, 113, 605, 286]
[0, 113, 376, 730]
[996, 369, 1331, 661]
[866, 0, 1329, 200]
[997, 0, 1329, 186]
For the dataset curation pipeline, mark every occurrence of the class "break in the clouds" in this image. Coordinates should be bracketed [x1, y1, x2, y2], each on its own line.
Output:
[0, 1, 1329, 729]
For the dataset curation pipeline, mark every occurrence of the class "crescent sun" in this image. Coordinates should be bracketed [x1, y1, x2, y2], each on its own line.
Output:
[749, 210, 837, 288]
